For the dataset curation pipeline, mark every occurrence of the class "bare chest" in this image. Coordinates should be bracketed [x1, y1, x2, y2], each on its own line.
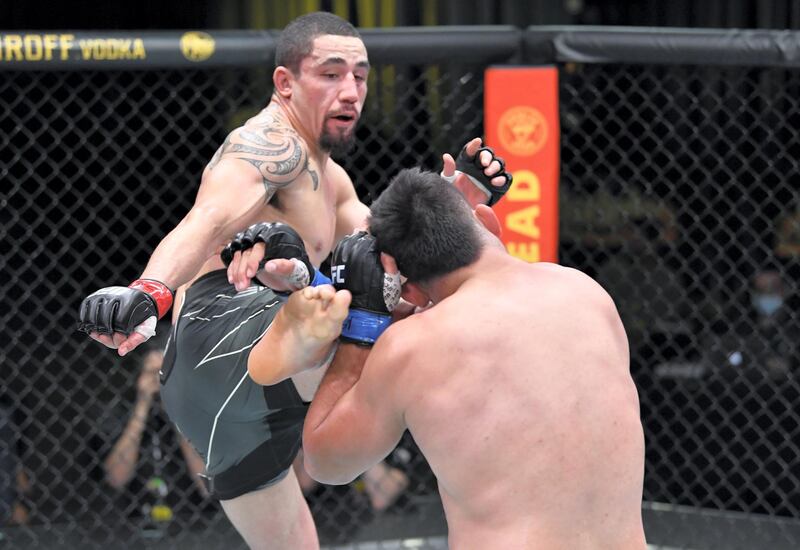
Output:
[260, 169, 338, 266]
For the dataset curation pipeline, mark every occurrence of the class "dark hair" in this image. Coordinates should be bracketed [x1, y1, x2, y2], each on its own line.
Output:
[275, 12, 361, 73]
[369, 168, 482, 283]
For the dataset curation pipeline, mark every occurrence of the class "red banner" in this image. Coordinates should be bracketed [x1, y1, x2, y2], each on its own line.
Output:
[484, 67, 559, 263]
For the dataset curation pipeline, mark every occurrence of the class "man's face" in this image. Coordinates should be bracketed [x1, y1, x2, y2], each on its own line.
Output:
[752, 270, 785, 318]
[295, 34, 369, 155]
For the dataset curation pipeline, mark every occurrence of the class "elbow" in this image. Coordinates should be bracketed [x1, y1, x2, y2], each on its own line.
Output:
[104, 452, 135, 490]
[104, 467, 129, 491]
[303, 455, 357, 486]
[107, 478, 126, 491]
[181, 206, 230, 249]
[301, 430, 357, 485]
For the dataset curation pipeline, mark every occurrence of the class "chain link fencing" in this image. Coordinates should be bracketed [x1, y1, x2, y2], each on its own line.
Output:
[558, 59, 800, 549]
[2, 27, 800, 549]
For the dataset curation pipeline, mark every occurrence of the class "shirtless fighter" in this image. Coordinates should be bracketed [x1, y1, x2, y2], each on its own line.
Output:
[299, 168, 648, 549]
[77, 11, 509, 549]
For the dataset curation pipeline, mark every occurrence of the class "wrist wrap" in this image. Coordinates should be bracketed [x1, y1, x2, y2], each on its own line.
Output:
[128, 279, 174, 319]
[340, 310, 392, 346]
[311, 269, 332, 287]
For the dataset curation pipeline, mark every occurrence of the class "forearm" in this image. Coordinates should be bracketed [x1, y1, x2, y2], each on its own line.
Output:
[302, 344, 370, 483]
[303, 229, 403, 483]
[139, 209, 226, 288]
[304, 342, 405, 485]
[104, 398, 150, 489]
[304, 344, 369, 433]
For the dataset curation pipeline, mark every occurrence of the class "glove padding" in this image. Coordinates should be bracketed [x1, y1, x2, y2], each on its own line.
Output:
[454, 145, 513, 206]
[77, 279, 173, 337]
[221, 222, 314, 288]
[331, 231, 401, 345]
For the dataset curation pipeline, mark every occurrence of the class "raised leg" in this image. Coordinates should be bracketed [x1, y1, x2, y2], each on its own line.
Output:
[248, 286, 350, 386]
[219, 467, 318, 550]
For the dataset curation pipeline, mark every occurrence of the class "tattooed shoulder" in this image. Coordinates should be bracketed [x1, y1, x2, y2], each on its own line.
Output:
[209, 125, 319, 201]
[206, 136, 229, 171]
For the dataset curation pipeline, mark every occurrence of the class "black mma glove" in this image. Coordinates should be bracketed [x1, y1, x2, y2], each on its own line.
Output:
[446, 145, 513, 206]
[331, 231, 401, 346]
[220, 222, 330, 288]
[77, 279, 173, 338]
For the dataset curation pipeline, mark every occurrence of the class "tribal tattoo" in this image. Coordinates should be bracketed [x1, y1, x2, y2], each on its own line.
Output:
[207, 125, 319, 202]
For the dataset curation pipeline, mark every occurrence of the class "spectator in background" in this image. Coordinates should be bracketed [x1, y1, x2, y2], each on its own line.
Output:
[775, 210, 800, 260]
[103, 347, 209, 496]
[0, 396, 29, 528]
[89, 335, 213, 530]
[292, 449, 408, 513]
[706, 266, 799, 379]
[594, 212, 702, 367]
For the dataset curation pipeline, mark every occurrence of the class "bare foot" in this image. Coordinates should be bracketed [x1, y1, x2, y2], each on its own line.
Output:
[248, 285, 351, 385]
[284, 285, 351, 342]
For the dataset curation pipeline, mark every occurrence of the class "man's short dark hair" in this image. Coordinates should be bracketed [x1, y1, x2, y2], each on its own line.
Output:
[369, 168, 482, 283]
[275, 12, 361, 73]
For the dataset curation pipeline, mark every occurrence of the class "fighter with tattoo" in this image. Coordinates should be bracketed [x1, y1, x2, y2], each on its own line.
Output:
[77, 12, 510, 550]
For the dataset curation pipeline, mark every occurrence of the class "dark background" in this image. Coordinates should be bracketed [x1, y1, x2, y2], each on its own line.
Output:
[2, 0, 799, 31]
[3, 3, 800, 548]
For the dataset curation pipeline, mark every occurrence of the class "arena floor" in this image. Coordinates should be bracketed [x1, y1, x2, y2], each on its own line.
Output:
[4, 498, 800, 549]
[319, 497, 800, 550]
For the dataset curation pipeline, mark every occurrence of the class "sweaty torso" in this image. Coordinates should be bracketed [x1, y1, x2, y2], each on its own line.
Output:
[192, 105, 339, 286]
[399, 262, 646, 550]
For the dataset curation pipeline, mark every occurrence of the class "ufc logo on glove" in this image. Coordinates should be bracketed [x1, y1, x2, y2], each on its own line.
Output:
[331, 265, 346, 284]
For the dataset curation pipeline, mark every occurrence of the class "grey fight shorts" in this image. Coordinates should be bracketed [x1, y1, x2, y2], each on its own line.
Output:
[160, 270, 308, 500]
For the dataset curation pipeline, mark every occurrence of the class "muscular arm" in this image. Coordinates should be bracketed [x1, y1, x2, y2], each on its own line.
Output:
[302, 331, 408, 484]
[81, 123, 318, 356]
[140, 127, 314, 288]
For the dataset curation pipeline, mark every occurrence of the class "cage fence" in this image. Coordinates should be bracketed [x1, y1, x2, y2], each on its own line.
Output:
[2, 27, 800, 549]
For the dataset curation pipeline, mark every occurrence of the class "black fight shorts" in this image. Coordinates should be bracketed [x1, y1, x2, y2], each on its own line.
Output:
[160, 270, 308, 500]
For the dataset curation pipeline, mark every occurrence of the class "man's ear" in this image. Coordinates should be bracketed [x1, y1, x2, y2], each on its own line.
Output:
[475, 204, 502, 238]
[401, 282, 430, 308]
[380, 252, 398, 275]
[273, 66, 293, 98]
